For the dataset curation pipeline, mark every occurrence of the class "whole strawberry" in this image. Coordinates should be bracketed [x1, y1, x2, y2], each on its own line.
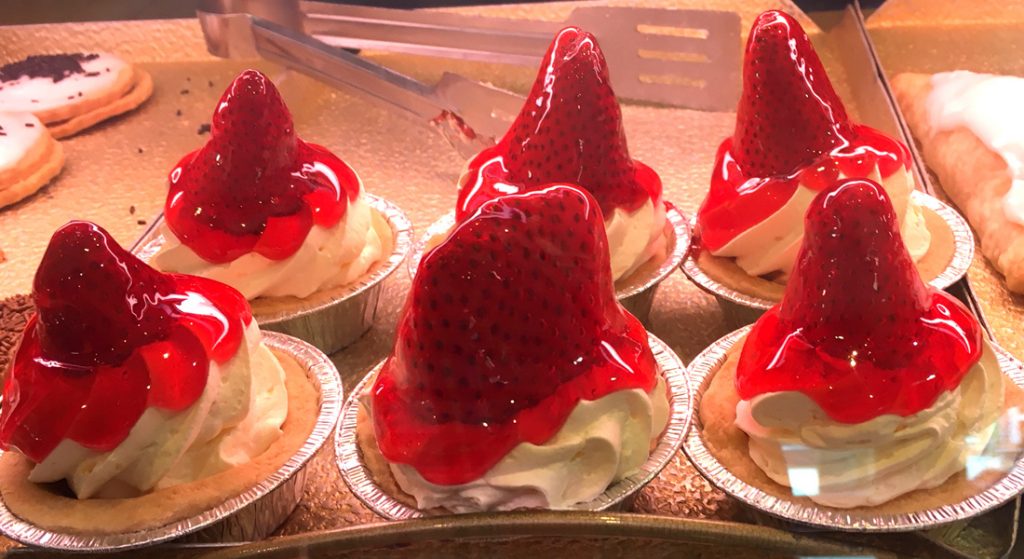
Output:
[374, 184, 657, 484]
[737, 179, 982, 423]
[456, 27, 661, 221]
[166, 69, 358, 263]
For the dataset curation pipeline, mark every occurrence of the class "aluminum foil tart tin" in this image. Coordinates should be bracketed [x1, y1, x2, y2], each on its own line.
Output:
[0, 332, 342, 552]
[136, 195, 413, 355]
[336, 332, 692, 520]
[406, 203, 690, 325]
[684, 325, 1024, 532]
[680, 190, 975, 325]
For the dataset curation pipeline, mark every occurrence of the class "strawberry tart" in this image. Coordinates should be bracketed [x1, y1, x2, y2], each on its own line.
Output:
[693, 10, 955, 303]
[452, 27, 671, 284]
[147, 70, 392, 316]
[0, 221, 321, 535]
[697, 178, 1022, 511]
[356, 185, 672, 513]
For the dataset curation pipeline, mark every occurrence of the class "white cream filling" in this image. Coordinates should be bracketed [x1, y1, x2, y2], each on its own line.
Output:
[29, 323, 288, 499]
[735, 341, 1005, 508]
[926, 71, 1024, 225]
[0, 54, 131, 115]
[380, 376, 669, 513]
[605, 198, 668, 282]
[711, 167, 931, 278]
[152, 188, 384, 300]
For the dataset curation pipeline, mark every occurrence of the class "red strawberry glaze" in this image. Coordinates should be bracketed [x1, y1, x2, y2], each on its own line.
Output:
[696, 11, 911, 252]
[373, 185, 658, 485]
[0, 222, 252, 463]
[455, 27, 661, 222]
[166, 69, 360, 264]
[735, 179, 982, 424]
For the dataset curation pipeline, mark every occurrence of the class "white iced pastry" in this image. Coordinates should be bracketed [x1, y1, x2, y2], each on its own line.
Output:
[710, 167, 932, 277]
[734, 341, 1005, 508]
[0, 112, 49, 175]
[29, 323, 288, 499]
[152, 186, 384, 300]
[379, 376, 669, 512]
[925, 71, 1024, 225]
[0, 53, 132, 117]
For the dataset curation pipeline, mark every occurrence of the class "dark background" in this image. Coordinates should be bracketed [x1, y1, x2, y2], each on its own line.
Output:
[0, 0, 884, 25]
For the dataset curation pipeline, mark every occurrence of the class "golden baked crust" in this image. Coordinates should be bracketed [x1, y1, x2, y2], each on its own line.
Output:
[249, 206, 396, 317]
[47, 68, 153, 139]
[892, 72, 1024, 294]
[0, 134, 64, 209]
[699, 342, 1024, 514]
[0, 348, 319, 535]
[696, 205, 956, 302]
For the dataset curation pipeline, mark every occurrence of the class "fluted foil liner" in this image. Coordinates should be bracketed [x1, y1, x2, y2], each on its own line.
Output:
[0, 332, 342, 551]
[406, 204, 690, 324]
[681, 190, 975, 315]
[684, 325, 1024, 532]
[135, 195, 412, 354]
[336, 332, 692, 520]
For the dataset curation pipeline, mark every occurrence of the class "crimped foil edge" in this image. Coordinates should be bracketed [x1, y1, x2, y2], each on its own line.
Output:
[336, 332, 692, 520]
[680, 190, 976, 312]
[407, 203, 690, 302]
[683, 325, 1024, 532]
[0, 332, 342, 551]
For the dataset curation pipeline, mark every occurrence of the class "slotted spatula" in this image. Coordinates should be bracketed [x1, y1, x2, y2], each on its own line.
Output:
[299, 2, 742, 110]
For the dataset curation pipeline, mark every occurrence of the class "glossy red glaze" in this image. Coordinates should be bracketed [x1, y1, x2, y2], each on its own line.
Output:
[0, 222, 252, 463]
[166, 69, 359, 264]
[374, 185, 657, 485]
[736, 180, 982, 423]
[456, 27, 661, 222]
[696, 11, 911, 252]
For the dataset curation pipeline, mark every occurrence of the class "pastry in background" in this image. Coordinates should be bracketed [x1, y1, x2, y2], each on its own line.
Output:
[693, 10, 950, 302]
[0, 53, 152, 139]
[149, 69, 389, 309]
[893, 71, 1024, 293]
[0, 112, 63, 209]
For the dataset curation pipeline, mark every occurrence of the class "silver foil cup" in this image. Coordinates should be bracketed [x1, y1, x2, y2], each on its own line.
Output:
[681, 190, 975, 327]
[336, 332, 691, 520]
[136, 195, 413, 355]
[0, 332, 342, 551]
[406, 203, 690, 326]
[684, 325, 1024, 532]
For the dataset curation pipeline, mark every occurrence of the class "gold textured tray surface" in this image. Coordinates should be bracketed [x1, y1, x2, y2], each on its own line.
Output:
[0, 0, 1014, 557]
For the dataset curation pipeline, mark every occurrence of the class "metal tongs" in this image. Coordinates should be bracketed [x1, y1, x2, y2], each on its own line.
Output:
[197, 0, 524, 159]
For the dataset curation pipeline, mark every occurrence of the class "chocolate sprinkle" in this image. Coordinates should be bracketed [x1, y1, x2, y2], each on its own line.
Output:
[130, 205, 136, 214]
[197, 123, 211, 135]
[0, 294, 33, 379]
[136, 147, 143, 154]
[208, 80, 214, 88]
[175, 109, 182, 117]
[0, 53, 100, 84]
[180, 88, 190, 95]
[24, 122, 34, 128]
[137, 219, 147, 225]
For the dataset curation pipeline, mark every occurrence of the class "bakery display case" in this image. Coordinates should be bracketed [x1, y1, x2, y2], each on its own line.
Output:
[0, 0, 1020, 557]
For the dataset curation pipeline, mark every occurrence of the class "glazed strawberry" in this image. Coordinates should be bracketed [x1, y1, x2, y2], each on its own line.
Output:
[736, 179, 982, 423]
[373, 185, 657, 484]
[696, 10, 911, 253]
[0, 221, 251, 462]
[733, 10, 851, 177]
[165, 69, 359, 264]
[456, 27, 661, 221]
